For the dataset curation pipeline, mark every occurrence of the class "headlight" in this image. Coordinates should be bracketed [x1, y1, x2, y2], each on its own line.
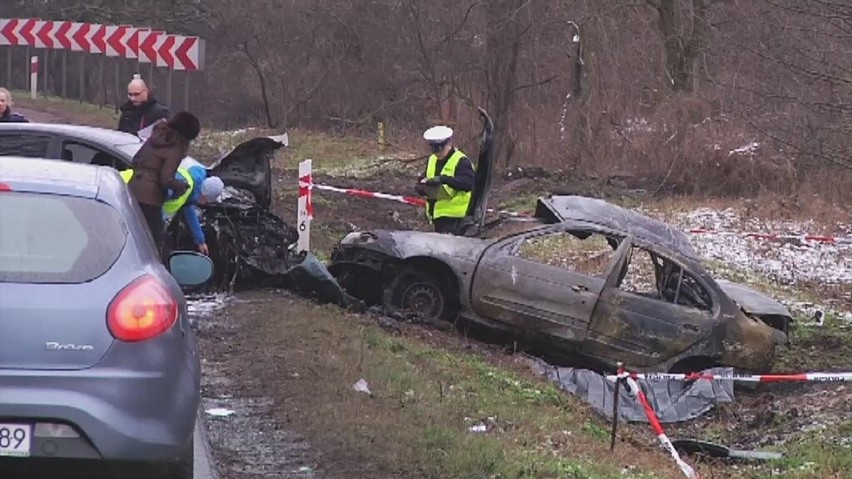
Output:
[340, 231, 376, 245]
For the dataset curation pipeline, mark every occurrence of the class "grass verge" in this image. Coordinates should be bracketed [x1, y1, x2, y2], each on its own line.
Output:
[231, 294, 681, 478]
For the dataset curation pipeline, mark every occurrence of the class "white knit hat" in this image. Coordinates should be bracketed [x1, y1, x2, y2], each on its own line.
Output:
[200, 176, 224, 202]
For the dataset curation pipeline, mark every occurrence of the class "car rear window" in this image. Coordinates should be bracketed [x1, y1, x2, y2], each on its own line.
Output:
[0, 192, 128, 283]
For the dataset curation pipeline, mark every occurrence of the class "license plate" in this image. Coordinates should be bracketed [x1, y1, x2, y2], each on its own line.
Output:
[0, 423, 32, 457]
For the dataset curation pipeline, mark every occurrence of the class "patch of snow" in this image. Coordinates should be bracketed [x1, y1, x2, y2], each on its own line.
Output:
[624, 117, 653, 134]
[667, 207, 852, 286]
[729, 141, 760, 156]
[187, 293, 232, 318]
[228, 127, 254, 136]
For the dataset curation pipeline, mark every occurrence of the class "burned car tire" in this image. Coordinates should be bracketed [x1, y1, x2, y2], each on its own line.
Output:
[389, 268, 452, 323]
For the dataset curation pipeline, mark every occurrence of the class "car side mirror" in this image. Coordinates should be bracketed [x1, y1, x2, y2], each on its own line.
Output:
[168, 251, 214, 288]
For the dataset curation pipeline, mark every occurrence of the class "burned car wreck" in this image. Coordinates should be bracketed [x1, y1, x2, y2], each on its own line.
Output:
[167, 135, 361, 306]
[328, 195, 792, 374]
[166, 136, 302, 291]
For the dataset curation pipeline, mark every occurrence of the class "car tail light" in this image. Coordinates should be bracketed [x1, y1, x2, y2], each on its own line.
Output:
[0, 183, 11, 192]
[107, 275, 178, 342]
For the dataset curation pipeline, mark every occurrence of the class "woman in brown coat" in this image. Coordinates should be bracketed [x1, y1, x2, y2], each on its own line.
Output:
[126, 111, 201, 247]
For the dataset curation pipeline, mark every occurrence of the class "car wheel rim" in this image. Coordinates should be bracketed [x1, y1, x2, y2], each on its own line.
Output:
[401, 282, 443, 319]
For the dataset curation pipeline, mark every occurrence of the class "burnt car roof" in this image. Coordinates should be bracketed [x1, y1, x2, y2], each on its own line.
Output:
[535, 195, 700, 260]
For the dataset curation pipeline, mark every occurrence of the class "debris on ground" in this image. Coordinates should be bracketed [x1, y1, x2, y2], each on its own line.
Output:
[205, 408, 237, 417]
[468, 423, 487, 433]
[352, 378, 372, 396]
[672, 439, 784, 462]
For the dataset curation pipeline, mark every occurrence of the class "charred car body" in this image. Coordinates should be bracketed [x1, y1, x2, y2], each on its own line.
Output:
[328, 111, 791, 373]
[168, 137, 299, 290]
[329, 196, 791, 373]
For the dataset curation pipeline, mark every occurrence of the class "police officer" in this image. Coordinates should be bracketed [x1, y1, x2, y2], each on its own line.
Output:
[415, 125, 475, 235]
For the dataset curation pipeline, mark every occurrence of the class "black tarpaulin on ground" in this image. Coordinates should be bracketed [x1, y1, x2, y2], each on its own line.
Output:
[527, 358, 735, 423]
[281, 253, 366, 312]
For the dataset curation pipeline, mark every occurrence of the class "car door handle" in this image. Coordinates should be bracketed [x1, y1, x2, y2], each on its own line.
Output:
[681, 324, 700, 333]
[571, 285, 588, 292]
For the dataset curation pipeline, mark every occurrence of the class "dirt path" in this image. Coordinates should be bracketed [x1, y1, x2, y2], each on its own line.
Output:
[14, 102, 117, 128]
[14, 106, 64, 123]
[193, 292, 321, 478]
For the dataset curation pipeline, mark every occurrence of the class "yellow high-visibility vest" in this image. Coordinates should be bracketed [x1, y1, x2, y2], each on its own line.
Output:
[425, 149, 472, 221]
[120, 168, 194, 216]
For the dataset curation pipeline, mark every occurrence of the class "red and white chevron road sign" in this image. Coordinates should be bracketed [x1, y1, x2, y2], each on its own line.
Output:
[105, 24, 128, 57]
[33, 20, 56, 48]
[172, 36, 205, 71]
[69, 22, 89, 51]
[124, 27, 145, 59]
[155, 33, 176, 68]
[0, 19, 19, 45]
[138, 30, 163, 64]
[19, 18, 39, 47]
[53, 20, 73, 50]
[2, 18, 206, 71]
[90, 23, 107, 54]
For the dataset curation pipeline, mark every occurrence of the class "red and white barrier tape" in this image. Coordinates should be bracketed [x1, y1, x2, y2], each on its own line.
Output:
[312, 183, 532, 217]
[618, 371, 700, 478]
[688, 228, 850, 245]
[306, 182, 849, 244]
[313, 183, 426, 207]
[299, 173, 314, 218]
[607, 371, 852, 383]
[609, 367, 852, 477]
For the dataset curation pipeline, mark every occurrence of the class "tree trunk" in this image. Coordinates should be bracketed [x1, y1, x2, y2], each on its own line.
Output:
[654, 0, 708, 93]
[486, 0, 528, 166]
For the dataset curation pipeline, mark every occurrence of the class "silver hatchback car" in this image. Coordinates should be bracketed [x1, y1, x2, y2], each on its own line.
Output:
[0, 156, 212, 477]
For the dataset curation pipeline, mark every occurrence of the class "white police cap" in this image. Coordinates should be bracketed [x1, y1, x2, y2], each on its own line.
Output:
[423, 125, 453, 143]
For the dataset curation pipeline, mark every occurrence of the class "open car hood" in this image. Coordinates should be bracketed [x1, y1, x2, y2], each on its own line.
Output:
[206, 133, 288, 209]
[534, 195, 700, 259]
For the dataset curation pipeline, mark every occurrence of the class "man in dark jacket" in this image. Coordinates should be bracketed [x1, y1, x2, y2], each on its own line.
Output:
[117, 78, 171, 135]
[126, 111, 201, 248]
[0, 88, 29, 123]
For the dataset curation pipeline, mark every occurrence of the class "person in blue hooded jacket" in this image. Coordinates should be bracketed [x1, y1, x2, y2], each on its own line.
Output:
[163, 165, 225, 255]
[122, 163, 224, 255]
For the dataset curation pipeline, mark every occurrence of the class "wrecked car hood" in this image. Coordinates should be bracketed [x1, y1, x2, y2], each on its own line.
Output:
[206, 133, 289, 209]
[714, 279, 792, 318]
[339, 229, 490, 261]
[534, 195, 700, 260]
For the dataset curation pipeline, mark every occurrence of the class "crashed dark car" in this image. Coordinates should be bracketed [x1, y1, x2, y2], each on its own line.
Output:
[329, 109, 791, 374]
[167, 137, 299, 290]
[328, 195, 792, 374]
[0, 121, 296, 289]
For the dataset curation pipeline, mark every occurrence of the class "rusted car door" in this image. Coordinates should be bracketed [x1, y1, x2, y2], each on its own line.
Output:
[469, 226, 624, 344]
[581, 239, 715, 368]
